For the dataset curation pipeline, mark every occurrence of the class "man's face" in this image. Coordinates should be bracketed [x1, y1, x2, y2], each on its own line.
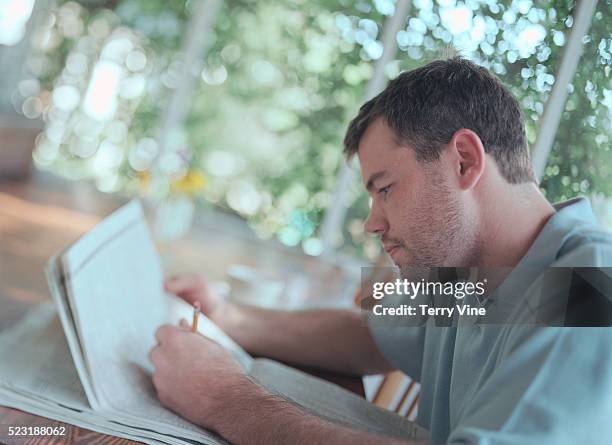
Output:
[358, 118, 479, 270]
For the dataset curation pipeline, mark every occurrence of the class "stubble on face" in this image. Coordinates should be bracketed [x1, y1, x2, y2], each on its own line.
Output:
[394, 168, 482, 275]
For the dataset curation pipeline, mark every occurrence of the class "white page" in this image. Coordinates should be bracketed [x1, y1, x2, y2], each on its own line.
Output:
[0, 305, 205, 445]
[0, 390, 183, 445]
[60, 201, 227, 444]
[45, 255, 97, 405]
[0, 304, 88, 410]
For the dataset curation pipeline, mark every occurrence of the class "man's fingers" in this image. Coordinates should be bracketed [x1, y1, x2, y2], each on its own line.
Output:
[155, 324, 177, 343]
[164, 274, 202, 293]
[149, 344, 162, 365]
[151, 371, 162, 394]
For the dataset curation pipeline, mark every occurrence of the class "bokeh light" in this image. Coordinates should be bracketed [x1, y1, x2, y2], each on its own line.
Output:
[7, 0, 608, 259]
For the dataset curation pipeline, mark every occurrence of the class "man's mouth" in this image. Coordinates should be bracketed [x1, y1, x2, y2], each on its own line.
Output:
[383, 244, 401, 256]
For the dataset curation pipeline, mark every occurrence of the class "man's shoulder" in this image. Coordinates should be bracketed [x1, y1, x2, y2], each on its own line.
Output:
[555, 223, 612, 267]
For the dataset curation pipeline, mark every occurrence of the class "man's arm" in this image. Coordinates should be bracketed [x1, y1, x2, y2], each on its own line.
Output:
[213, 376, 421, 445]
[166, 274, 393, 376]
[224, 304, 392, 375]
[150, 324, 421, 445]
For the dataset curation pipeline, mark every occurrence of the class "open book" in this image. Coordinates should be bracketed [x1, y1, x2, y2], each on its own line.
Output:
[0, 201, 426, 444]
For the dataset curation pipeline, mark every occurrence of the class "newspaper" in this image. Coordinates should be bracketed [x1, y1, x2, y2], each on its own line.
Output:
[0, 200, 425, 444]
[0, 305, 201, 445]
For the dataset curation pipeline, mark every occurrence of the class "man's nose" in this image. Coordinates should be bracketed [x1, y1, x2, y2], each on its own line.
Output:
[364, 201, 388, 235]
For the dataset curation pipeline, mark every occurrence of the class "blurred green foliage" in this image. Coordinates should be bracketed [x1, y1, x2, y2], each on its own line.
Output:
[17, 0, 611, 258]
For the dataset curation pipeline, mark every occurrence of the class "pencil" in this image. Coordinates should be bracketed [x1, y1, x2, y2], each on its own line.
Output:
[191, 301, 201, 333]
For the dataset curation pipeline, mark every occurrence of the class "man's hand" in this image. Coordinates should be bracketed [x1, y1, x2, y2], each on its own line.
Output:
[149, 320, 252, 430]
[164, 274, 235, 329]
[164, 273, 392, 376]
[150, 323, 412, 445]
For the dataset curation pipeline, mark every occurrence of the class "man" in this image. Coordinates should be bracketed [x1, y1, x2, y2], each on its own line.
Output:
[149, 58, 612, 444]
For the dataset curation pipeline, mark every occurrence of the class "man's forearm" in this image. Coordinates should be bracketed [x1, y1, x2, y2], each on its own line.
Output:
[212, 378, 418, 445]
[221, 305, 392, 375]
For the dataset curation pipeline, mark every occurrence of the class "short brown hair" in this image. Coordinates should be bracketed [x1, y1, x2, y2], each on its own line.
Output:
[344, 57, 535, 184]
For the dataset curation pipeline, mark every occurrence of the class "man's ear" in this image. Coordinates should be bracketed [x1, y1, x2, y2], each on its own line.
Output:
[448, 129, 485, 190]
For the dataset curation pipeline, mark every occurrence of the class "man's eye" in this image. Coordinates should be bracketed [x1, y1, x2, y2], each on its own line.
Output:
[378, 185, 392, 198]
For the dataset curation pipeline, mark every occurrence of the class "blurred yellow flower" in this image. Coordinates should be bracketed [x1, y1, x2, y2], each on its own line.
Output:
[137, 170, 151, 192]
[170, 170, 208, 195]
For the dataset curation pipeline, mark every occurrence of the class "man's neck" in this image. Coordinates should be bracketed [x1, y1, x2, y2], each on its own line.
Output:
[480, 182, 556, 268]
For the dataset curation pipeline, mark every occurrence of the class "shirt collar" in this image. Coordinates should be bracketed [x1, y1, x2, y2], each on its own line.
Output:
[521, 197, 597, 268]
[489, 197, 597, 304]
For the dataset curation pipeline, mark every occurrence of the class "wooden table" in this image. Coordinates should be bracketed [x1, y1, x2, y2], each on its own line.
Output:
[0, 173, 362, 444]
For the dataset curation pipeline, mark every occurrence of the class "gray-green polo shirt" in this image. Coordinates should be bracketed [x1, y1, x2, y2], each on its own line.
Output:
[369, 198, 612, 444]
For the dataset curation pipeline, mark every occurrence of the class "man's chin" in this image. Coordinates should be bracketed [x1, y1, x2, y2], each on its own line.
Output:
[399, 265, 434, 281]
[389, 250, 441, 275]
[392, 254, 418, 273]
